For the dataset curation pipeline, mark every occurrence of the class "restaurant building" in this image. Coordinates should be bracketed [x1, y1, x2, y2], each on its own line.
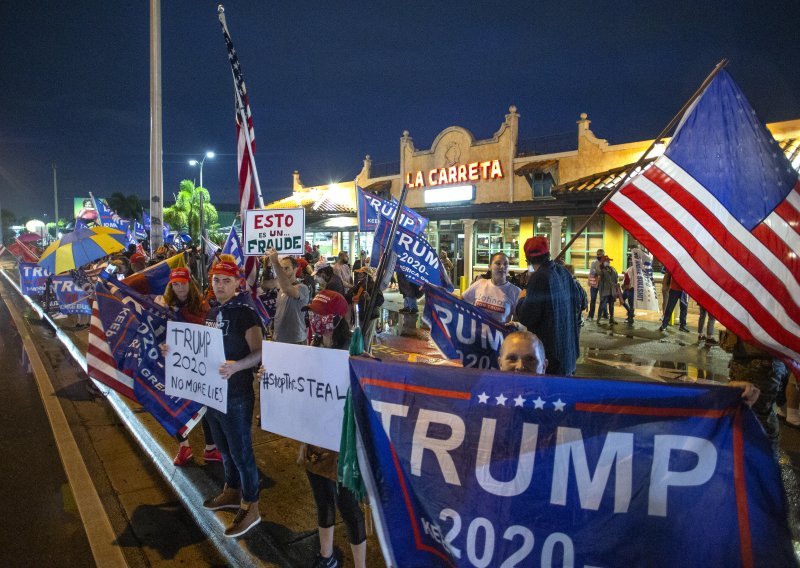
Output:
[266, 107, 800, 286]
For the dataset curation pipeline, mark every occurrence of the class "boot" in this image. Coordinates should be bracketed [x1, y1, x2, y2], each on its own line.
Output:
[203, 485, 241, 511]
[225, 500, 261, 537]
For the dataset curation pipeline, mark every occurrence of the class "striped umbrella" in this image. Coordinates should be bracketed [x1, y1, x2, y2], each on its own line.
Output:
[38, 226, 128, 274]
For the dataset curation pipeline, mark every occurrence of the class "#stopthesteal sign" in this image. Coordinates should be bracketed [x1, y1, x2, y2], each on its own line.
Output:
[243, 208, 305, 256]
[165, 321, 228, 413]
[260, 342, 349, 451]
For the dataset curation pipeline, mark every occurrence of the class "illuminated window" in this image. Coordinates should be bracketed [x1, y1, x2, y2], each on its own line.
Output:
[566, 215, 604, 270]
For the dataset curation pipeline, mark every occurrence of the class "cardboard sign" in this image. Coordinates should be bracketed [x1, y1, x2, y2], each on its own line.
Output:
[164, 321, 228, 413]
[243, 208, 305, 256]
[260, 342, 349, 451]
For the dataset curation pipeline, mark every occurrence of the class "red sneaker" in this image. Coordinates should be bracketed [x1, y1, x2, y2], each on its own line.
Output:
[203, 448, 223, 463]
[173, 445, 193, 466]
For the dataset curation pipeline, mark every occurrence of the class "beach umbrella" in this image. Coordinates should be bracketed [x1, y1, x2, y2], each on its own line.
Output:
[38, 226, 128, 274]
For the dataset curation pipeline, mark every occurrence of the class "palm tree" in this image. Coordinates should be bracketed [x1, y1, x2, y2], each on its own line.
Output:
[163, 180, 218, 241]
[106, 192, 144, 220]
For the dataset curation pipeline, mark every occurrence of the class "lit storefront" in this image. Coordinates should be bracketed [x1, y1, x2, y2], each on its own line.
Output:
[266, 110, 800, 287]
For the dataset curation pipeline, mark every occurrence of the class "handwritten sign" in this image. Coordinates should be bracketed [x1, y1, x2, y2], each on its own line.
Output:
[165, 321, 228, 413]
[260, 342, 349, 451]
[242, 208, 305, 256]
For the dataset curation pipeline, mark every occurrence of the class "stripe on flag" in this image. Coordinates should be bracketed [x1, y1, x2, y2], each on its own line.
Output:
[87, 302, 135, 399]
[605, 70, 800, 365]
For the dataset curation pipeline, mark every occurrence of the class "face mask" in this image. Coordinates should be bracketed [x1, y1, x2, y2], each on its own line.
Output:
[309, 313, 337, 335]
[528, 265, 536, 273]
[604, 262, 610, 267]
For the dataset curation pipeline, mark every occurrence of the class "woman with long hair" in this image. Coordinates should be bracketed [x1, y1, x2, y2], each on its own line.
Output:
[157, 267, 222, 466]
[462, 252, 521, 324]
[300, 290, 366, 568]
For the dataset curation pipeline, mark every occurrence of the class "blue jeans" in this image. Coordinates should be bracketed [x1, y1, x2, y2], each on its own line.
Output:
[598, 294, 615, 321]
[205, 394, 260, 502]
[588, 286, 599, 318]
[622, 289, 635, 320]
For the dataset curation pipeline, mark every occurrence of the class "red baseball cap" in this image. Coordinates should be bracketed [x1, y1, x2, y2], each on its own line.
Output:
[130, 252, 146, 264]
[169, 267, 191, 284]
[210, 260, 241, 279]
[303, 289, 348, 317]
[523, 236, 549, 259]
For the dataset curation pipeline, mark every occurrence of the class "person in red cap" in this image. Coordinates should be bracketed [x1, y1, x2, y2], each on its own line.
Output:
[130, 252, 147, 273]
[300, 289, 367, 568]
[199, 257, 264, 538]
[157, 267, 222, 467]
[516, 235, 581, 376]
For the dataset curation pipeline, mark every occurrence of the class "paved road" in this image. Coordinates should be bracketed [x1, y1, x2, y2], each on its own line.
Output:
[0, 282, 95, 566]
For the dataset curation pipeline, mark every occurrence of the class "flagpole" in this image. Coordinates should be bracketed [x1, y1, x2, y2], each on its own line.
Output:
[88, 192, 103, 228]
[555, 58, 729, 262]
[354, 179, 362, 260]
[361, 184, 409, 342]
[218, 5, 265, 210]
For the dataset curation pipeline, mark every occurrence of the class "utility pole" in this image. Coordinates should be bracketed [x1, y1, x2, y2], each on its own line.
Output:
[149, 0, 164, 250]
[52, 163, 59, 239]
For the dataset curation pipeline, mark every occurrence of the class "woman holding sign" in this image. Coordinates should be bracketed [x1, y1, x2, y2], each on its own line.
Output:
[157, 267, 223, 467]
[462, 252, 521, 324]
[300, 290, 367, 568]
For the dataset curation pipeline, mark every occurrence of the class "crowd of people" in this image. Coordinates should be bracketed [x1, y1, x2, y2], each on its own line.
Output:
[28, 228, 785, 567]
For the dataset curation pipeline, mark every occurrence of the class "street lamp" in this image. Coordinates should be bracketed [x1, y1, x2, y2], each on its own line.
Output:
[188, 151, 215, 188]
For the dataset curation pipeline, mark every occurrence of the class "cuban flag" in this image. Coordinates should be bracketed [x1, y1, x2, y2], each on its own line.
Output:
[221, 225, 245, 267]
[605, 70, 800, 368]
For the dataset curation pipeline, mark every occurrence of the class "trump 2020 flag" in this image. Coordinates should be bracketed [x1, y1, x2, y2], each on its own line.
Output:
[357, 186, 428, 233]
[373, 217, 452, 291]
[350, 358, 795, 568]
[422, 284, 512, 368]
[605, 70, 800, 366]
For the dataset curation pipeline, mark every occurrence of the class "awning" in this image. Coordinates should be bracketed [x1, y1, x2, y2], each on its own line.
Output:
[265, 186, 356, 216]
[362, 179, 393, 193]
[514, 159, 558, 176]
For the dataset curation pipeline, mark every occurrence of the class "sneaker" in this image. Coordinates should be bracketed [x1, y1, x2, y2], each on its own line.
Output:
[679, 325, 690, 333]
[173, 445, 193, 466]
[224, 501, 261, 538]
[203, 448, 223, 463]
[698, 334, 706, 342]
[312, 553, 340, 568]
[203, 486, 242, 511]
[658, 324, 668, 332]
[705, 337, 718, 345]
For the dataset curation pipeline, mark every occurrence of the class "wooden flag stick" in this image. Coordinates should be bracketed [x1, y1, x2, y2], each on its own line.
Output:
[555, 58, 729, 262]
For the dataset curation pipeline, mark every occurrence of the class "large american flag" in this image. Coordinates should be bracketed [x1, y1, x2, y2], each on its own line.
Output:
[605, 70, 800, 366]
[219, 8, 260, 290]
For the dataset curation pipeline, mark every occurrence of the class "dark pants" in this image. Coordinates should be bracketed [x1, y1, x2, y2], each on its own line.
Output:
[588, 286, 599, 318]
[622, 289, 635, 321]
[205, 394, 260, 502]
[730, 358, 788, 451]
[598, 294, 615, 321]
[661, 289, 687, 328]
[306, 470, 367, 545]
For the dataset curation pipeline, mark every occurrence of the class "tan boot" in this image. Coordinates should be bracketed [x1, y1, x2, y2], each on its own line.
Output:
[203, 485, 241, 511]
[224, 500, 261, 538]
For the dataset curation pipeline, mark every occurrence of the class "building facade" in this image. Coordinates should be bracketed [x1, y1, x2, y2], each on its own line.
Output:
[266, 108, 800, 287]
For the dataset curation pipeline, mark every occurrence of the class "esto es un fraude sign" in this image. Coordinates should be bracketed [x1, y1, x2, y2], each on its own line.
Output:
[243, 208, 306, 256]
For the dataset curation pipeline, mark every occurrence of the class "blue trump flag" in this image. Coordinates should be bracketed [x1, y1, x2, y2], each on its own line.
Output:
[51, 275, 92, 315]
[350, 358, 794, 568]
[92, 195, 127, 231]
[19, 262, 50, 297]
[422, 284, 513, 368]
[357, 186, 428, 233]
[88, 278, 205, 437]
[372, 217, 452, 291]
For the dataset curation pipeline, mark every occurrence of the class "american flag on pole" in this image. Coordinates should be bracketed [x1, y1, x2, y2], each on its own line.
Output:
[605, 70, 800, 367]
[219, 7, 261, 292]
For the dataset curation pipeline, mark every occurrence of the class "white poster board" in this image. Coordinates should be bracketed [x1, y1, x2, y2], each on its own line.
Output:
[242, 208, 305, 256]
[165, 321, 228, 413]
[260, 342, 349, 451]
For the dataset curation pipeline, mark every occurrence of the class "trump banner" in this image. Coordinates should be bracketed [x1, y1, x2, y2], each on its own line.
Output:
[19, 262, 50, 298]
[630, 248, 659, 312]
[87, 278, 205, 437]
[121, 253, 186, 296]
[373, 217, 453, 291]
[51, 275, 92, 315]
[357, 187, 428, 234]
[422, 284, 513, 369]
[350, 358, 794, 568]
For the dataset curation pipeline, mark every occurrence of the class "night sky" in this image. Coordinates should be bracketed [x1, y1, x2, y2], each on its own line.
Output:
[1, 1, 798, 221]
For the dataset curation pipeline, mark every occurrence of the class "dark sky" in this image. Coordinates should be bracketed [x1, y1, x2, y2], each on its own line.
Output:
[1, 1, 798, 221]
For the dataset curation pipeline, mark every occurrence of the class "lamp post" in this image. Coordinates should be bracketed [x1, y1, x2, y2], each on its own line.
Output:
[188, 151, 215, 188]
